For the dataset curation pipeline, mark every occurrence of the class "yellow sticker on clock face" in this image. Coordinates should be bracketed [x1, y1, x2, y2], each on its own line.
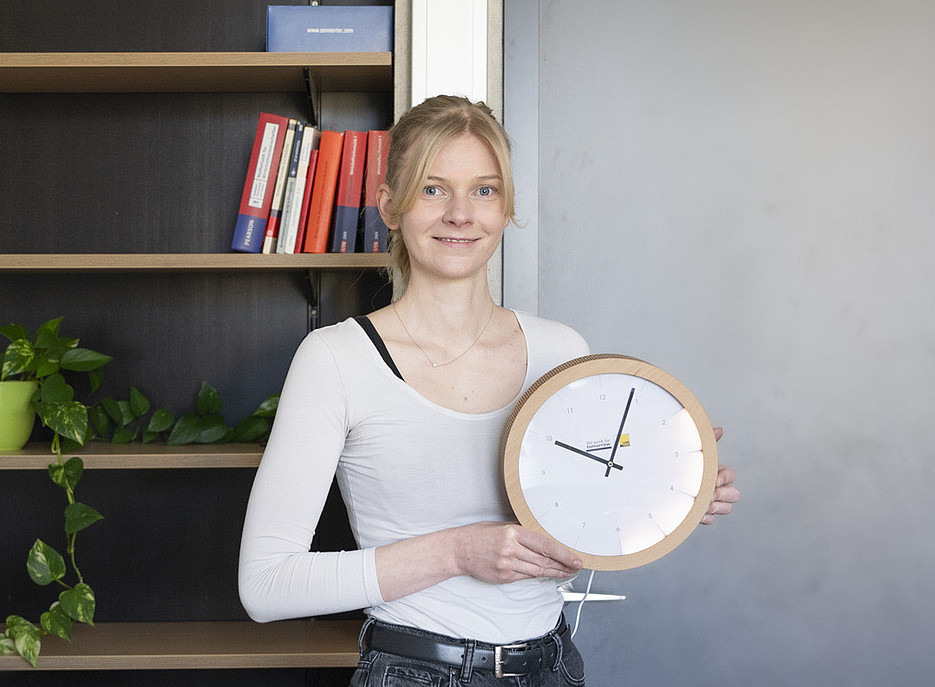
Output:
[619, 434, 630, 447]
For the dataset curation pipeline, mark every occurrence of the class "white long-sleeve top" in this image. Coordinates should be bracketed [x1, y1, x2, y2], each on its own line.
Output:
[238, 310, 589, 643]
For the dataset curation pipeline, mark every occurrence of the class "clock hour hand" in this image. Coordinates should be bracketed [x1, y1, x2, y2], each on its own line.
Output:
[554, 440, 624, 473]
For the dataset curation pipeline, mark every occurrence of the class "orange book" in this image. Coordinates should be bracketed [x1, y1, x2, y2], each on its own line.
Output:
[301, 130, 345, 253]
[293, 149, 319, 254]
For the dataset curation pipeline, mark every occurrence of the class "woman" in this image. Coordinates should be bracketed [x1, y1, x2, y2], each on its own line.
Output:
[239, 95, 739, 686]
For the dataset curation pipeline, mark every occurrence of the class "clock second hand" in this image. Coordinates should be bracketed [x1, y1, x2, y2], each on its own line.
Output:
[554, 440, 624, 473]
[605, 387, 636, 477]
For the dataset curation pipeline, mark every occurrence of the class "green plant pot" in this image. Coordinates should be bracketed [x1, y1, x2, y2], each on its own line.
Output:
[0, 380, 38, 450]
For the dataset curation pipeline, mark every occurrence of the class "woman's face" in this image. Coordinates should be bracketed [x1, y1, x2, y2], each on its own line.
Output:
[385, 132, 510, 289]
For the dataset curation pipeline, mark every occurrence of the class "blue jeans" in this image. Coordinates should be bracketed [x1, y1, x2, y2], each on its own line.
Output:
[350, 616, 587, 686]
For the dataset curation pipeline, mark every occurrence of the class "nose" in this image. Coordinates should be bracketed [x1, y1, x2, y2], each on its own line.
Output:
[442, 193, 473, 227]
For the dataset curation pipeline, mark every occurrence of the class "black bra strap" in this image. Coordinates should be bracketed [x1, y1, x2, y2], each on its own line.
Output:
[354, 316, 404, 381]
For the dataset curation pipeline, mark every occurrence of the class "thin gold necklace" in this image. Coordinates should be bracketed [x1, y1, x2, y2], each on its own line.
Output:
[393, 301, 495, 368]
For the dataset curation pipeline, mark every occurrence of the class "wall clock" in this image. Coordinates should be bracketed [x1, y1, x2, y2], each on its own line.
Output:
[502, 354, 718, 571]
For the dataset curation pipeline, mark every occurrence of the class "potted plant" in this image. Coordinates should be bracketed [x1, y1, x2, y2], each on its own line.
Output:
[1, 317, 110, 666]
[0, 317, 112, 451]
[2, 317, 278, 666]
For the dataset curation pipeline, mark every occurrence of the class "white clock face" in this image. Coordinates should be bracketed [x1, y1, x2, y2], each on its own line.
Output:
[516, 372, 706, 559]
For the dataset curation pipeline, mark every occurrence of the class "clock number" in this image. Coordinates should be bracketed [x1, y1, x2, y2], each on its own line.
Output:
[661, 419, 666, 426]
[674, 450, 679, 457]
[565, 407, 575, 414]
[598, 393, 607, 401]
[545, 435, 553, 443]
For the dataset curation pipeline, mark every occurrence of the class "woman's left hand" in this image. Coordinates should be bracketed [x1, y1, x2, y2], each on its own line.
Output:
[701, 427, 740, 525]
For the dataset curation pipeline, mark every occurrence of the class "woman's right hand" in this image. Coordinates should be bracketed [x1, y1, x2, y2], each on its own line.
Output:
[375, 521, 583, 602]
[453, 521, 583, 584]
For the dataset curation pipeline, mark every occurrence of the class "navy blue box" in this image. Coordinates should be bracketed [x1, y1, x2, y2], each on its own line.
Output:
[267, 5, 393, 53]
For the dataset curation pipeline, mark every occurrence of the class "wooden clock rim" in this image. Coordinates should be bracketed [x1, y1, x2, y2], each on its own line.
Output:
[501, 354, 719, 571]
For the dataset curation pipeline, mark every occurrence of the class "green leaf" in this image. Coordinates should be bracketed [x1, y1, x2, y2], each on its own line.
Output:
[230, 416, 270, 443]
[88, 367, 104, 395]
[165, 412, 201, 445]
[26, 539, 67, 586]
[196, 414, 230, 443]
[252, 394, 280, 418]
[101, 397, 132, 427]
[33, 351, 60, 378]
[64, 502, 104, 534]
[0, 323, 29, 342]
[59, 583, 95, 625]
[129, 386, 150, 417]
[60, 348, 112, 372]
[110, 426, 135, 444]
[1, 339, 36, 379]
[48, 456, 83, 491]
[48, 462, 65, 486]
[4, 615, 41, 667]
[36, 401, 88, 445]
[40, 603, 73, 642]
[0, 633, 15, 655]
[195, 381, 223, 415]
[145, 408, 174, 434]
[89, 404, 112, 437]
[44, 335, 79, 361]
[63, 456, 84, 489]
[35, 316, 64, 343]
[167, 412, 230, 445]
[39, 373, 74, 404]
[61, 431, 90, 454]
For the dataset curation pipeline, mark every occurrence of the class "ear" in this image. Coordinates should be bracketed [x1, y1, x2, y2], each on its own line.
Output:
[376, 183, 399, 231]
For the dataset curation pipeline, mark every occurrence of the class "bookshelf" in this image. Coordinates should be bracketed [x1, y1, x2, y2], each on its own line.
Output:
[0, 0, 406, 677]
[0, 52, 391, 93]
[0, 620, 362, 671]
[0, 442, 264, 470]
[0, 253, 387, 272]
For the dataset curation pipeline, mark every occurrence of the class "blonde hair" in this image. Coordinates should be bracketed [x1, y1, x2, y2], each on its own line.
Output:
[383, 95, 515, 300]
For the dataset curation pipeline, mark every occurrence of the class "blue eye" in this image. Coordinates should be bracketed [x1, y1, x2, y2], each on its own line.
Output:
[478, 186, 493, 197]
[423, 185, 439, 196]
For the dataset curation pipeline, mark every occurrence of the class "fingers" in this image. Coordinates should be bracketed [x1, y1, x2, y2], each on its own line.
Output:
[716, 464, 737, 488]
[700, 464, 740, 525]
[513, 526, 582, 576]
[459, 522, 582, 584]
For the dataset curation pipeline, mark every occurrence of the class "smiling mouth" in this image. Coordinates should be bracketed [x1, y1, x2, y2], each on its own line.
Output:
[435, 237, 478, 244]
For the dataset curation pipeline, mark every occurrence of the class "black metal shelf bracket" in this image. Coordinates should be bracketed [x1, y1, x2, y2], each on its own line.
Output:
[305, 269, 321, 332]
[303, 67, 319, 128]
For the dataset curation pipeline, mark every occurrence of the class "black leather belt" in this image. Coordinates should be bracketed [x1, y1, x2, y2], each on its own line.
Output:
[363, 620, 570, 679]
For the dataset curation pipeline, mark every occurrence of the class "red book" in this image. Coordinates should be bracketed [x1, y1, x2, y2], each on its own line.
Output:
[301, 130, 344, 254]
[261, 119, 297, 253]
[231, 112, 290, 253]
[331, 131, 367, 253]
[362, 130, 390, 252]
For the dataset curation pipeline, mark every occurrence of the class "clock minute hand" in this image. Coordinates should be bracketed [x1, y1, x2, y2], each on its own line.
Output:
[604, 388, 636, 476]
[554, 440, 624, 472]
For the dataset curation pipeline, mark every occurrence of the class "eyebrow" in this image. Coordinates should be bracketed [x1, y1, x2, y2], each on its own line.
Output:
[425, 174, 502, 183]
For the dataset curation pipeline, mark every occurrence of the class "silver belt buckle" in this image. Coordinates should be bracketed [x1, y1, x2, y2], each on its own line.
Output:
[494, 642, 529, 679]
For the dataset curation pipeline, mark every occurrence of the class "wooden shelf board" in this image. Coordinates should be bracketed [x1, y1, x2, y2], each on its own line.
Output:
[0, 52, 392, 93]
[0, 620, 363, 671]
[0, 253, 388, 272]
[0, 442, 264, 470]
